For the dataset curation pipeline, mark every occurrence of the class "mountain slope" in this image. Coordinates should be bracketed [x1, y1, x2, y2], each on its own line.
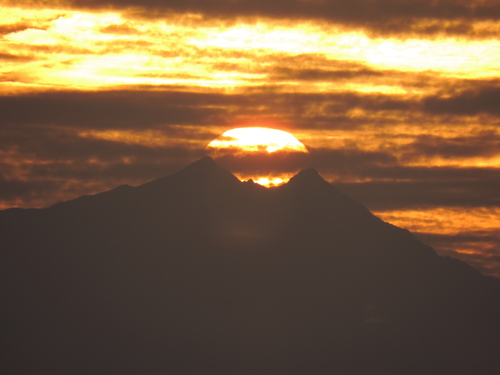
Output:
[1, 157, 499, 374]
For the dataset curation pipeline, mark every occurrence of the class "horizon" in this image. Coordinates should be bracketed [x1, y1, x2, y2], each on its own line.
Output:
[4, 155, 498, 279]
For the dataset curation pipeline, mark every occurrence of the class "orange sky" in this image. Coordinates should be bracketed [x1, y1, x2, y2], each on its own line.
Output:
[1, 0, 499, 277]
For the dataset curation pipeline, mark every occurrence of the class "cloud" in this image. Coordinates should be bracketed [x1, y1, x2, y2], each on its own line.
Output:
[0, 89, 416, 132]
[399, 132, 500, 159]
[336, 174, 500, 210]
[0, 91, 226, 129]
[268, 67, 384, 82]
[3, 77, 499, 134]
[0, 53, 34, 62]
[0, 175, 59, 201]
[42, 0, 496, 36]
[424, 86, 500, 116]
[0, 123, 205, 164]
[309, 147, 399, 173]
[67, 0, 500, 21]
[8, 0, 500, 37]
[418, 231, 500, 246]
[99, 23, 141, 34]
[0, 23, 33, 36]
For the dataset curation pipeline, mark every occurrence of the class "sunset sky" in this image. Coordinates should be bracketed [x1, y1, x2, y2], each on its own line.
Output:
[1, 0, 499, 277]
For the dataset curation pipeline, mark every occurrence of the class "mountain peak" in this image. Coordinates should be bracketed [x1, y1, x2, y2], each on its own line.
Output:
[182, 156, 217, 170]
[175, 156, 238, 181]
[138, 157, 240, 193]
[286, 167, 329, 188]
[295, 168, 323, 179]
[193, 155, 216, 165]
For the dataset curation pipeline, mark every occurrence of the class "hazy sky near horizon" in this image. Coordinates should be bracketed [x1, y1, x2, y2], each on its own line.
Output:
[1, 0, 499, 277]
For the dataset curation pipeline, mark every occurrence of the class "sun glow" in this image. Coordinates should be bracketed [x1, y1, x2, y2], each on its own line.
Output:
[253, 177, 286, 186]
[207, 127, 308, 153]
[207, 127, 309, 186]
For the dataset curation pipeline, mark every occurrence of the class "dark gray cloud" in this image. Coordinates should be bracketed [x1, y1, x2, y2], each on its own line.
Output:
[417, 231, 500, 247]
[0, 23, 32, 36]
[424, 86, 500, 116]
[0, 175, 60, 201]
[0, 53, 34, 62]
[309, 147, 399, 174]
[0, 123, 205, 168]
[336, 176, 500, 210]
[64, 0, 500, 36]
[99, 23, 142, 34]
[8, 85, 500, 135]
[0, 91, 225, 129]
[268, 67, 384, 81]
[0, 89, 413, 131]
[400, 132, 500, 159]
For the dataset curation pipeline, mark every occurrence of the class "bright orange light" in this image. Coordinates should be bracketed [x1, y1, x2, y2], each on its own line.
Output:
[207, 127, 308, 153]
[207, 127, 309, 186]
[254, 177, 286, 186]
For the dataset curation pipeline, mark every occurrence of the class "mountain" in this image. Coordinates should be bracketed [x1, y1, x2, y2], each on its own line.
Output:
[1, 157, 500, 374]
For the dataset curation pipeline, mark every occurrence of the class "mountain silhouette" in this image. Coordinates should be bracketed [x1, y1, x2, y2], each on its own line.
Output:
[1, 157, 500, 374]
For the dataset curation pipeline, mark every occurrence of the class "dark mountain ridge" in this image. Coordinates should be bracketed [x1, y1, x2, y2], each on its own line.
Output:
[1, 157, 499, 374]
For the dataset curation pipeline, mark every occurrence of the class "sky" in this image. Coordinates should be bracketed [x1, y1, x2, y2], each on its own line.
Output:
[1, 0, 499, 277]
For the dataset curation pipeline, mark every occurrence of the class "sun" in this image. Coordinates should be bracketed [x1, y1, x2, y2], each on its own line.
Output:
[208, 127, 308, 153]
[207, 127, 309, 186]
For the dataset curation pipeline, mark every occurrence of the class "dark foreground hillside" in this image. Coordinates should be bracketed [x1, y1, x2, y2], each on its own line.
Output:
[1, 157, 500, 374]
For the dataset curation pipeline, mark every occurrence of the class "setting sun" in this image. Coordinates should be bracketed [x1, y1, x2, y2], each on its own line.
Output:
[207, 127, 309, 186]
[207, 127, 308, 153]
